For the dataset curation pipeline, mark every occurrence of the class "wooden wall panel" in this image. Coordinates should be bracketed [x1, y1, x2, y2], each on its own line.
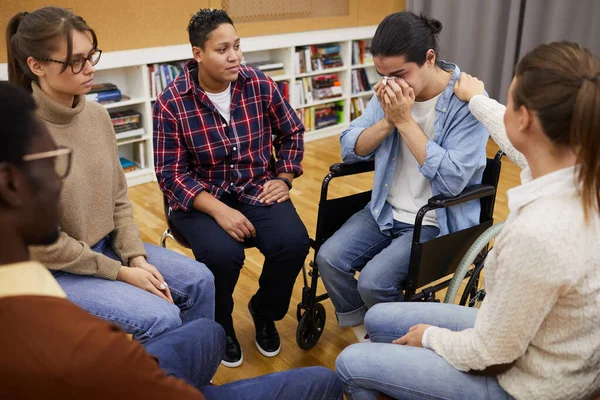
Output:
[357, 0, 406, 26]
[226, 0, 360, 39]
[1, 0, 405, 63]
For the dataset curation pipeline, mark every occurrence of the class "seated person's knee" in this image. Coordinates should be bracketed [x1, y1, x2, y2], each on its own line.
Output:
[145, 304, 183, 339]
[356, 273, 377, 302]
[196, 244, 245, 270]
[265, 231, 310, 260]
[315, 241, 338, 273]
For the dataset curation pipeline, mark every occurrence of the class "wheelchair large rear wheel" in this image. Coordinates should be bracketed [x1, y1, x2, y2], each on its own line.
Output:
[296, 303, 326, 350]
[445, 222, 504, 306]
[459, 262, 486, 307]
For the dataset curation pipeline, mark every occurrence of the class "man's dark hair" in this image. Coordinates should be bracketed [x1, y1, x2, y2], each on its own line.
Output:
[371, 11, 443, 67]
[187, 8, 234, 49]
[0, 81, 39, 165]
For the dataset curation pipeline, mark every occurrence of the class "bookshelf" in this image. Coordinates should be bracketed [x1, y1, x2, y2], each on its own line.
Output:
[296, 66, 347, 78]
[104, 98, 147, 109]
[351, 91, 374, 99]
[0, 26, 377, 186]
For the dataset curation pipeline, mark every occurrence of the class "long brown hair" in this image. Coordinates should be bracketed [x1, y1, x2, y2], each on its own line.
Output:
[512, 42, 600, 220]
[6, 7, 97, 92]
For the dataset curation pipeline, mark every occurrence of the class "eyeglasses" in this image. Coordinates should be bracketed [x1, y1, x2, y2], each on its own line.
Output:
[40, 48, 102, 74]
[22, 147, 73, 179]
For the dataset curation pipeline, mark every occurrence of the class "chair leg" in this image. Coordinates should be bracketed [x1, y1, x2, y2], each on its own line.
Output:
[160, 229, 174, 248]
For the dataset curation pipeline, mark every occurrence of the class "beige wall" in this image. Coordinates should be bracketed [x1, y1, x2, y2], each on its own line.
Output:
[1, 0, 405, 63]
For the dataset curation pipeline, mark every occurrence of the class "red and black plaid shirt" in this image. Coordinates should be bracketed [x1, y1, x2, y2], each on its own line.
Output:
[153, 61, 304, 211]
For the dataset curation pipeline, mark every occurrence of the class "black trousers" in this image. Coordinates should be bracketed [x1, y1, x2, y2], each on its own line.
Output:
[171, 194, 309, 332]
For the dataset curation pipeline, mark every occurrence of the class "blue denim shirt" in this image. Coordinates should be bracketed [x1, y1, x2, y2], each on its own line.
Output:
[340, 62, 489, 236]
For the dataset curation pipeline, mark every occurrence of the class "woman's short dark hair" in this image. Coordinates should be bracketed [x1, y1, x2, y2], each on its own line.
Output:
[371, 11, 443, 67]
[187, 8, 234, 49]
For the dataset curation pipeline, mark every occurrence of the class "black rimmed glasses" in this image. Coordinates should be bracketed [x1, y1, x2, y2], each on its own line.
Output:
[22, 146, 73, 179]
[40, 48, 102, 74]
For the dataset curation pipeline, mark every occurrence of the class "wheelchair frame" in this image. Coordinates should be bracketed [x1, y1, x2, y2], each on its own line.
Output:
[295, 151, 504, 350]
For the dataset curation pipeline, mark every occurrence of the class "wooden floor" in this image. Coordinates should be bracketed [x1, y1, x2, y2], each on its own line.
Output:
[128, 135, 521, 385]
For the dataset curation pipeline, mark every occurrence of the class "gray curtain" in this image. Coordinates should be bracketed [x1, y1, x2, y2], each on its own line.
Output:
[517, 1, 598, 54]
[407, 0, 599, 103]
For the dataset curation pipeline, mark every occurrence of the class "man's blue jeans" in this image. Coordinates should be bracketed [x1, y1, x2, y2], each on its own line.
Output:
[144, 311, 342, 398]
[202, 366, 343, 399]
[52, 236, 215, 342]
[336, 302, 512, 400]
[145, 318, 224, 387]
[317, 208, 439, 326]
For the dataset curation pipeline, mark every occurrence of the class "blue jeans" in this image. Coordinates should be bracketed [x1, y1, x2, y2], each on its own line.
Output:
[147, 317, 342, 398]
[202, 366, 343, 400]
[336, 302, 513, 400]
[145, 318, 225, 387]
[317, 208, 439, 326]
[52, 236, 215, 342]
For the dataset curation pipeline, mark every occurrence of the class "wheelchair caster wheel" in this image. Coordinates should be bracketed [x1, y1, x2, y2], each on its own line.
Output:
[296, 303, 326, 350]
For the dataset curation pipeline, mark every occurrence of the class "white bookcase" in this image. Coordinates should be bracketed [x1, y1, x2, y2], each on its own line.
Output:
[0, 26, 378, 187]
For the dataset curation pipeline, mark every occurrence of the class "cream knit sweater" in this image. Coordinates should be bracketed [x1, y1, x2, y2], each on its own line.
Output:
[29, 83, 147, 280]
[425, 95, 600, 400]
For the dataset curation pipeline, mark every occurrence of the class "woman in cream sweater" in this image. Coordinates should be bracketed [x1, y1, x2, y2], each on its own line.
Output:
[6, 6, 217, 367]
[335, 42, 600, 400]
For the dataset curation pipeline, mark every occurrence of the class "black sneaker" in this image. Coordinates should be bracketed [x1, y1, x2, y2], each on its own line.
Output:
[221, 331, 243, 368]
[248, 297, 281, 357]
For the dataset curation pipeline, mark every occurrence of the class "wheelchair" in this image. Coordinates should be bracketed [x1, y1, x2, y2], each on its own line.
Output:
[295, 150, 504, 350]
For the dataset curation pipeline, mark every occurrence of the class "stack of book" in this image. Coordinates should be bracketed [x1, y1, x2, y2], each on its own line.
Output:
[85, 83, 122, 104]
[350, 97, 368, 120]
[296, 101, 344, 132]
[119, 157, 137, 173]
[312, 74, 343, 101]
[351, 69, 372, 93]
[352, 40, 373, 65]
[294, 74, 342, 105]
[148, 62, 186, 98]
[109, 109, 143, 140]
[245, 60, 286, 78]
[294, 43, 344, 74]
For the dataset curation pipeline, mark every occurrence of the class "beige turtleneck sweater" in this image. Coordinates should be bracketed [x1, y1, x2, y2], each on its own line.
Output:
[29, 83, 147, 280]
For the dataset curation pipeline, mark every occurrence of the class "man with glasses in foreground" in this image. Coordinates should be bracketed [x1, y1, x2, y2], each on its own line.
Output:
[0, 82, 343, 399]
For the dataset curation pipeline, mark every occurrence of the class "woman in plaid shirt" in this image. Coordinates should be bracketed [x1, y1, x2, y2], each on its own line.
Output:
[154, 8, 309, 368]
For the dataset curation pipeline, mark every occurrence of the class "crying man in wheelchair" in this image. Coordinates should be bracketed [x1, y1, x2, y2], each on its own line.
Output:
[315, 11, 489, 342]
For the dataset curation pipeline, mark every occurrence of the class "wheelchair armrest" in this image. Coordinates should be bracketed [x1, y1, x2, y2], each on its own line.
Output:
[428, 184, 496, 209]
[329, 160, 375, 177]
